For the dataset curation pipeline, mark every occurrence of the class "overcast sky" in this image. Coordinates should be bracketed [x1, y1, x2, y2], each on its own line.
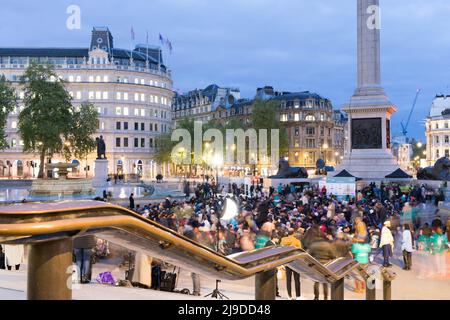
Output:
[1, 0, 449, 140]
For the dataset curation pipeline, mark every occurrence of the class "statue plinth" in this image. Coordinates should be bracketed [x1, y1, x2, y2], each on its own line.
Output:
[92, 159, 109, 188]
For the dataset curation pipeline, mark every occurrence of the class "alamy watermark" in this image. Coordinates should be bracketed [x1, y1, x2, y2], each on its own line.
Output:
[66, 5, 81, 30]
[171, 121, 280, 169]
[366, 4, 381, 30]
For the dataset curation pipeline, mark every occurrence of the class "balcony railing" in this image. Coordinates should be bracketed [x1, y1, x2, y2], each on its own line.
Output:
[0, 62, 171, 79]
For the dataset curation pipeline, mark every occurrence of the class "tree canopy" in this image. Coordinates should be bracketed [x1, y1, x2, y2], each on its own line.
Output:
[18, 62, 98, 178]
[64, 102, 98, 162]
[0, 75, 17, 150]
[250, 98, 289, 157]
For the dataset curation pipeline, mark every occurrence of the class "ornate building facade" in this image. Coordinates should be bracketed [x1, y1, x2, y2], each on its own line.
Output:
[425, 94, 450, 166]
[277, 91, 346, 168]
[0, 27, 174, 179]
[172, 84, 347, 172]
[172, 84, 240, 125]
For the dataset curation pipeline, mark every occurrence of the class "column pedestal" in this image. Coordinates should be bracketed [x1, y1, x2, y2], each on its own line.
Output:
[331, 278, 345, 300]
[92, 159, 109, 188]
[27, 238, 73, 300]
[255, 270, 276, 300]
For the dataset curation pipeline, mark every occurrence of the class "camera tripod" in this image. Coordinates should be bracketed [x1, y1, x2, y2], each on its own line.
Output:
[204, 279, 229, 300]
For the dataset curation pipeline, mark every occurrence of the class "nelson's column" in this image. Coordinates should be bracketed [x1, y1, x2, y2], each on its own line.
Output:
[336, 0, 399, 179]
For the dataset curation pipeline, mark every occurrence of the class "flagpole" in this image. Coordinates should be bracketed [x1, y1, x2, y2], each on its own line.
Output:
[146, 30, 149, 69]
[130, 27, 134, 65]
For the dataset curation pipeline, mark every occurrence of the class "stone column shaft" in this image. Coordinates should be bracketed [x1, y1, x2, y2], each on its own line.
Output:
[357, 0, 381, 89]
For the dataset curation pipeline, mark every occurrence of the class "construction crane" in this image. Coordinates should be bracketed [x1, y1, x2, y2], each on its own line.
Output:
[400, 89, 421, 137]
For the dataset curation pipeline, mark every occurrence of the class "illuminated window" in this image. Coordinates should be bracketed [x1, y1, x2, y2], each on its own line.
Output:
[11, 121, 17, 129]
[88, 91, 95, 99]
[102, 92, 108, 99]
[88, 76, 94, 82]
[305, 115, 316, 121]
[103, 75, 109, 82]
[115, 107, 122, 115]
[116, 92, 121, 100]
[123, 93, 128, 100]
[140, 109, 145, 117]
[123, 107, 129, 116]
[68, 75, 74, 82]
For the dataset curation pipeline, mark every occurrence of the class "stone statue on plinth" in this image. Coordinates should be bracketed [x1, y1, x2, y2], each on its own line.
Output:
[417, 157, 450, 181]
[96, 135, 107, 160]
[269, 158, 308, 179]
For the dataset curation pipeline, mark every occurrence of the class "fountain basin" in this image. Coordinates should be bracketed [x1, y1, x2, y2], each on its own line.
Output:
[30, 178, 94, 195]
[30, 162, 94, 195]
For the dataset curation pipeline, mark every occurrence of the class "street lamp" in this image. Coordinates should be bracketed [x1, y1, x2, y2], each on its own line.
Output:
[212, 153, 223, 186]
[416, 142, 423, 148]
[322, 143, 328, 164]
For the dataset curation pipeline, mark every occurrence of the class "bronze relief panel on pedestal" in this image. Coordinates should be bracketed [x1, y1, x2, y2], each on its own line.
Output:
[351, 118, 382, 149]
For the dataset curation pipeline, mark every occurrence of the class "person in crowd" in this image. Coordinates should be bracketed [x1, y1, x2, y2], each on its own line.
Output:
[281, 228, 302, 300]
[380, 220, 394, 267]
[351, 237, 371, 293]
[183, 220, 202, 296]
[129, 193, 135, 210]
[131, 252, 153, 288]
[73, 235, 97, 283]
[401, 224, 414, 270]
[1, 244, 24, 271]
[307, 228, 336, 300]
[429, 226, 448, 277]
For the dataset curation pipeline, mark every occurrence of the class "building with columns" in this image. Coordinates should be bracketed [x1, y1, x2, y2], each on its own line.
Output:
[0, 27, 174, 180]
[425, 94, 450, 166]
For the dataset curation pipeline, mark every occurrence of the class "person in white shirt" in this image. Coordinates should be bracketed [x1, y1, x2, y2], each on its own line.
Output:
[380, 220, 394, 267]
[401, 224, 414, 270]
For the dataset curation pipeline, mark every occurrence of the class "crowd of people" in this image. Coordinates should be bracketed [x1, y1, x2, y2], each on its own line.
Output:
[124, 180, 449, 299]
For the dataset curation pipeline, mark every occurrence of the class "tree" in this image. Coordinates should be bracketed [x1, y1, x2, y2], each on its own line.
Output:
[251, 98, 289, 157]
[64, 102, 99, 177]
[0, 75, 17, 150]
[154, 133, 175, 165]
[18, 63, 73, 178]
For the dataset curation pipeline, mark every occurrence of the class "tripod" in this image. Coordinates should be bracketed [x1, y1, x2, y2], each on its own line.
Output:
[204, 279, 229, 300]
